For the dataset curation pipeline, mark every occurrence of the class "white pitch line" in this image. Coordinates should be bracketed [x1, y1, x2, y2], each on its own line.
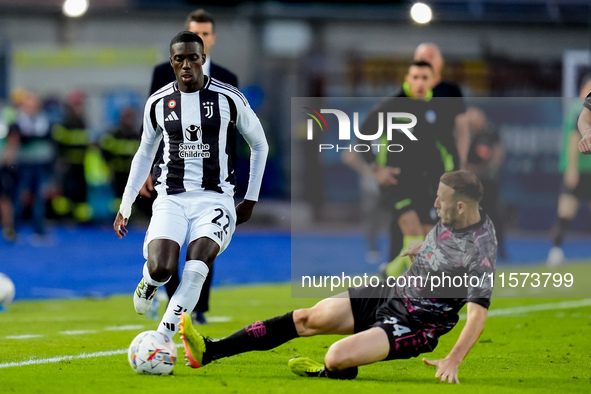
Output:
[104, 325, 146, 331]
[0, 349, 127, 369]
[459, 298, 591, 320]
[207, 316, 232, 323]
[2, 299, 591, 369]
[60, 330, 98, 335]
[4, 324, 146, 340]
[5, 335, 42, 340]
[0, 344, 185, 369]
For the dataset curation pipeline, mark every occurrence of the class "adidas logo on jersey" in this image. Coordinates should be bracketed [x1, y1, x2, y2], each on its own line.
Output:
[165, 111, 179, 122]
[214, 231, 224, 241]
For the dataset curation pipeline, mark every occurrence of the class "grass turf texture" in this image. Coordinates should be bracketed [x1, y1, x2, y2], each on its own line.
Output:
[1, 283, 590, 393]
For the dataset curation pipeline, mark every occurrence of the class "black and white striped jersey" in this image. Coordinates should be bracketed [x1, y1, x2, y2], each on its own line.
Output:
[120, 76, 268, 218]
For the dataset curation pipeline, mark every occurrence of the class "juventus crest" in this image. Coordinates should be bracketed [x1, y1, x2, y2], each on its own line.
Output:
[203, 101, 214, 119]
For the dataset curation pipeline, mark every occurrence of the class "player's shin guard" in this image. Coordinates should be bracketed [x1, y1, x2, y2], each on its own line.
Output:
[203, 311, 298, 363]
[157, 260, 208, 339]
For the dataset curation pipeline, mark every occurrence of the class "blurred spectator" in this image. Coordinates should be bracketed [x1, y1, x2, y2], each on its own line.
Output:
[548, 76, 591, 266]
[13, 91, 55, 237]
[51, 90, 91, 223]
[465, 107, 506, 259]
[43, 96, 64, 126]
[0, 89, 26, 241]
[0, 126, 18, 241]
[100, 106, 150, 217]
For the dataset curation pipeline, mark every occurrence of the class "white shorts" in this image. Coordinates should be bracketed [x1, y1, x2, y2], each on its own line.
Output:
[143, 190, 237, 259]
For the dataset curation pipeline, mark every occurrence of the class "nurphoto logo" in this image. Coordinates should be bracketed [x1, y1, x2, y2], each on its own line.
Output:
[303, 107, 418, 153]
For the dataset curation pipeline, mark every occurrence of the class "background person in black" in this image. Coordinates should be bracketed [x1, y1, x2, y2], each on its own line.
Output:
[149, 9, 238, 95]
[51, 90, 91, 223]
[465, 106, 506, 259]
[147, 9, 239, 325]
[361, 61, 443, 277]
[414, 43, 470, 171]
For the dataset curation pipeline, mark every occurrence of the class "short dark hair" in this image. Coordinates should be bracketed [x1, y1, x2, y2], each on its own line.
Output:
[409, 60, 433, 70]
[440, 170, 484, 203]
[170, 31, 204, 52]
[184, 9, 215, 31]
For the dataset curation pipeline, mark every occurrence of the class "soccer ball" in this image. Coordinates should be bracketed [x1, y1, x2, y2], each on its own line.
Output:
[0, 273, 15, 306]
[128, 330, 177, 375]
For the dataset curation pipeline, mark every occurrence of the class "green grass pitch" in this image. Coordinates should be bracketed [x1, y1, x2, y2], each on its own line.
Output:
[1, 283, 590, 393]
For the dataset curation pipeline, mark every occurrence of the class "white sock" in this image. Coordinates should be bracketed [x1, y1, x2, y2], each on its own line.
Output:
[157, 260, 209, 338]
[142, 262, 170, 287]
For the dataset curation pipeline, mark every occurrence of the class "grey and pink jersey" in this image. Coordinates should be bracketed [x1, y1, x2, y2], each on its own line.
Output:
[397, 214, 497, 336]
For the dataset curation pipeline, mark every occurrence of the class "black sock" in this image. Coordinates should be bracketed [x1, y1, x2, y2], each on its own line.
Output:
[320, 365, 359, 380]
[204, 311, 298, 364]
[553, 218, 570, 247]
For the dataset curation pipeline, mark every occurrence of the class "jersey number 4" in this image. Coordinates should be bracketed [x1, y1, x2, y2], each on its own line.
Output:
[383, 317, 412, 337]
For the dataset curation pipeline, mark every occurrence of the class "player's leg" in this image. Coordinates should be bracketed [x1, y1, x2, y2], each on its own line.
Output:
[327, 328, 389, 368]
[134, 195, 187, 315]
[288, 328, 387, 380]
[158, 237, 218, 340]
[179, 292, 355, 368]
[290, 285, 391, 379]
[548, 192, 577, 266]
[294, 295, 355, 336]
[167, 196, 236, 342]
[291, 298, 438, 380]
[134, 238, 180, 314]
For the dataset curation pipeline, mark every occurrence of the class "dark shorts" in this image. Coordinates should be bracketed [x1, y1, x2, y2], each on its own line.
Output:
[562, 174, 591, 201]
[381, 178, 437, 226]
[348, 285, 438, 361]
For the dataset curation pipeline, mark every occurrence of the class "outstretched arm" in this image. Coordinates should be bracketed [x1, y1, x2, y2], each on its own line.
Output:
[113, 138, 158, 238]
[423, 302, 487, 384]
[113, 100, 161, 237]
[237, 104, 269, 225]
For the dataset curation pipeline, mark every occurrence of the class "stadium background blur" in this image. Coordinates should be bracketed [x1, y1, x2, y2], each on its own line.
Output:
[1, 0, 591, 300]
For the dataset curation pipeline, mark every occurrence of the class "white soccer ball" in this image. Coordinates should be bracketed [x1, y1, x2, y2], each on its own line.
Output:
[128, 330, 177, 375]
[0, 273, 15, 305]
